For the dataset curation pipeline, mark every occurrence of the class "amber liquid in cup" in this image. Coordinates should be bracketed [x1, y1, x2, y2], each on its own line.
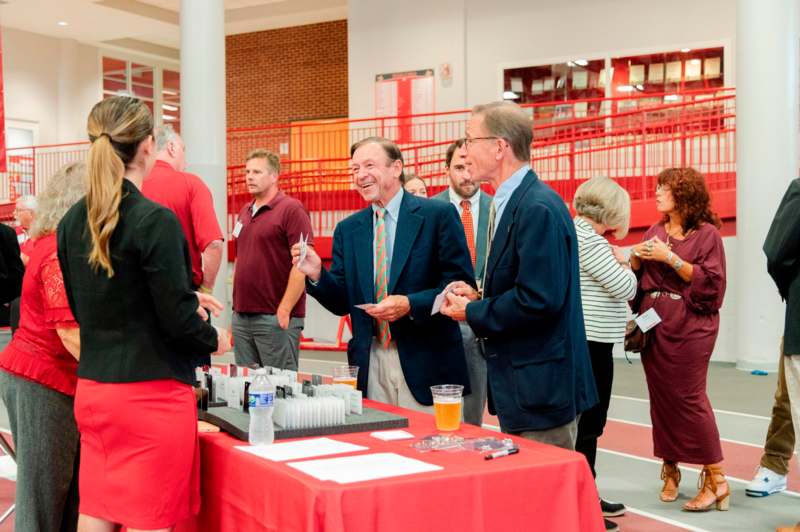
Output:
[433, 396, 462, 431]
[333, 377, 357, 389]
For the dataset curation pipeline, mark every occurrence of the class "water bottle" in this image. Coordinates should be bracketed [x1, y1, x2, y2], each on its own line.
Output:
[248, 368, 275, 445]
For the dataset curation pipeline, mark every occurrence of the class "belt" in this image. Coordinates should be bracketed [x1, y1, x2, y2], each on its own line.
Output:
[649, 291, 682, 300]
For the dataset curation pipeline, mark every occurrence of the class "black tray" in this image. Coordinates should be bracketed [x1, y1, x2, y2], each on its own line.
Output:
[199, 406, 409, 441]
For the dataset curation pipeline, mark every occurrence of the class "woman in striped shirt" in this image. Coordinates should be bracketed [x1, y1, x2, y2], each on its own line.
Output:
[573, 176, 637, 530]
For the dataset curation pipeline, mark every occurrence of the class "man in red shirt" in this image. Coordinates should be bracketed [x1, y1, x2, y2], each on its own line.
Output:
[14, 196, 37, 266]
[231, 149, 312, 371]
[142, 125, 224, 293]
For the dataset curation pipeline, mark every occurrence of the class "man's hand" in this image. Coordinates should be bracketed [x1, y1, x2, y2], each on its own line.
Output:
[213, 326, 232, 355]
[196, 291, 224, 319]
[291, 242, 322, 281]
[440, 291, 470, 321]
[366, 295, 411, 322]
[444, 280, 480, 301]
[276, 306, 291, 330]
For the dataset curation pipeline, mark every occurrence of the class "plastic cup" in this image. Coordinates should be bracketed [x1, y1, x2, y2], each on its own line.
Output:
[332, 365, 359, 388]
[431, 384, 464, 432]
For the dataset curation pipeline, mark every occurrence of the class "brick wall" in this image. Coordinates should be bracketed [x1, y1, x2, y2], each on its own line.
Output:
[226, 20, 348, 130]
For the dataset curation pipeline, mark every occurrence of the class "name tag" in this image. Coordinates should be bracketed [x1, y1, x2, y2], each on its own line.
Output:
[635, 307, 662, 333]
[232, 221, 243, 239]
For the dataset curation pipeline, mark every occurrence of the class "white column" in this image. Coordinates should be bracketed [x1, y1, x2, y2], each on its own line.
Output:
[180, 0, 230, 325]
[735, 0, 799, 371]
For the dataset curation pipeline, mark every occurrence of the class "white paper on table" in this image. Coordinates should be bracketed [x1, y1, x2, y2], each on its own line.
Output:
[635, 307, 662, 333]
[235, 437, 367, 462]
[370, 430, 414, 441]
[287, 452, 442, 484]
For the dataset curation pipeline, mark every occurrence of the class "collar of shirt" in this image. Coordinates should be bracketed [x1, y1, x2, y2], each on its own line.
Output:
[250, 191, 285, 218]
[574, 215, 594, 234]
[448, 186, 480, 212]
[493, 164, 530, 232]
[372, 187, 403, 224]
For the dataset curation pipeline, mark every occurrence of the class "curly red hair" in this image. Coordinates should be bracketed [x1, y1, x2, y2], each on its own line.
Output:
[657, 167, 721, 232]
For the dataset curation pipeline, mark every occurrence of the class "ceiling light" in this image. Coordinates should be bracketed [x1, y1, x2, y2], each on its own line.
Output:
[163, 114, 177, 121]
[664, 94, 679, 101]
[503, 91, 520, 100]
[162, 104, 178, 111]
[162, 89, 178, 96]
[57, 21, 69, 26]
[574, 59, 589, 67]
[680, 48, 691, 53]
[616, 85, 634, 93]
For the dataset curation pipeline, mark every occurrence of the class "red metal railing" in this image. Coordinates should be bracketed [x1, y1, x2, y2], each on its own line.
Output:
[4, 88, 736, 242]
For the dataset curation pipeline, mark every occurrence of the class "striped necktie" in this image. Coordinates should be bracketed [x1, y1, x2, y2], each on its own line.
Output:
[374, 208, 391, 348]
[479, 201, 496, 293]
[460, 199, 476, 269]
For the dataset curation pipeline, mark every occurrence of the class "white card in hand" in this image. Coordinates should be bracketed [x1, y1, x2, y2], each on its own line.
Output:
[431, 291, 447, 315]
[635, 308, 662, 333]
[354, 303, 376, 311]
[297, 233, 308, 267]
[232, 221, 243, 238]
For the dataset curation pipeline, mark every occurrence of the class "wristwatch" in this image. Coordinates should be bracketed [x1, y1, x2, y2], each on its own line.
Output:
[672, 257, 684, 271]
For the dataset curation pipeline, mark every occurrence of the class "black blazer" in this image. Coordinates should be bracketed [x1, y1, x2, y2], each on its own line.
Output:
[764, 178, 800, 355]
[57, 179, 218, 385]
[466, 171, 598, 432]
[307, 192, 475, 405]
[0, 224, 23, 305]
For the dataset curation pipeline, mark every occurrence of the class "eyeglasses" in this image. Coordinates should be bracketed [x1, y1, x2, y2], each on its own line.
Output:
[463, 136, 500, 147]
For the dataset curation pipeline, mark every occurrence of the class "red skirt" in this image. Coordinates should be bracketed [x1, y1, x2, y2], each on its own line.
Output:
[74, 378, 200, 529]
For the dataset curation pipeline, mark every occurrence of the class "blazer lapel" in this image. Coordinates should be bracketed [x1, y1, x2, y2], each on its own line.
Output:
[485, 171, 537, 276]
[474, 190, 492, 281]
[352, 208, 375, 303]
[388, 195, 423, 293]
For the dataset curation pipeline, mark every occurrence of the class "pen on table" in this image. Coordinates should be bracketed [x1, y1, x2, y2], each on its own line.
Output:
[484, 447, 519, 460]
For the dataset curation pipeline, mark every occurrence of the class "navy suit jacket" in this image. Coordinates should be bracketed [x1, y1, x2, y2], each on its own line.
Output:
[432, 189, 493, 281]
[307, 192, 475, 405]
[466, 170, 598, 432]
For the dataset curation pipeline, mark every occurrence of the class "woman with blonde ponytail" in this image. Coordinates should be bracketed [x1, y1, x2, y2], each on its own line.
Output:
[56, 96, 231, 532]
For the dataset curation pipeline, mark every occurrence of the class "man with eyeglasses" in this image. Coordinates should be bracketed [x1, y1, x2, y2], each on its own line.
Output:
[441, 102, 598, 451]
[432, 139, 492, 426]
[292, 136, 474, 411]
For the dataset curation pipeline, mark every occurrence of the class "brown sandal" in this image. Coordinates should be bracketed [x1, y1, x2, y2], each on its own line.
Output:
[660, 462, 681, 502]
[682, 464, 730, 512]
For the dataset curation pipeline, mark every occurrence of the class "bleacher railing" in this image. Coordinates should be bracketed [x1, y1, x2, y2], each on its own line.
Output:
[4, 88, 736, 242]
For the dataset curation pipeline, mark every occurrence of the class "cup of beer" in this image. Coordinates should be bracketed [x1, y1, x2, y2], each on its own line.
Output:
[431, 384, 464, 432]
[332, 365, 359, 388]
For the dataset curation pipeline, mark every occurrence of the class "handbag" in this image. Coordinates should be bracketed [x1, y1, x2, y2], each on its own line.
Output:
[624, 319, 647, 353]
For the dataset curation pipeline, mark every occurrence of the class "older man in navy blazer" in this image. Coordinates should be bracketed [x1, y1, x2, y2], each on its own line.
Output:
[442, 102, 597, 449]
[432, 139, 492, 426]
[292, 137, 473, 410]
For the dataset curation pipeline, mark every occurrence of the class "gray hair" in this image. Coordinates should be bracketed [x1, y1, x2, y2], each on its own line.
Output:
[154, 124, 179, 152]
[30, 162, 87, 238]
[16, 195, 37, 211]
[472, 101, 533, 162]
[573, 176, 631, 239]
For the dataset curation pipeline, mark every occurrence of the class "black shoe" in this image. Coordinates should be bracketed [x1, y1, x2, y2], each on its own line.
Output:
[604, 518, 620, 532]
[601, 499, 626, 517]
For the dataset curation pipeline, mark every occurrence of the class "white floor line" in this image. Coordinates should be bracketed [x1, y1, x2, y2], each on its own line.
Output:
[623, 505, 713, 532]
[597, 448, 800, 499]
[606, 417, 765, 449]
[611, 394, 771, 421]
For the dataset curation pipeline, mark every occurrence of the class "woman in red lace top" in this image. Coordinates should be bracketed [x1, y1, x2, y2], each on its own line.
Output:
[0, 161, 85, 532]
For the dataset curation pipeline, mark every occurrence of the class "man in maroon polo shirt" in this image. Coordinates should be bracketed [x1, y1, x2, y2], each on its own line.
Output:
[142, 125, 224, 293]
[231, 149, 312, 370]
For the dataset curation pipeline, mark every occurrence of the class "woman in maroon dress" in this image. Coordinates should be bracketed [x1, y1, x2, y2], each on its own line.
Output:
[630, 167, 728, 512]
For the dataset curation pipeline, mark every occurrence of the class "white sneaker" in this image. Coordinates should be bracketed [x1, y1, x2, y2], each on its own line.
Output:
[746, 466, 788, 497]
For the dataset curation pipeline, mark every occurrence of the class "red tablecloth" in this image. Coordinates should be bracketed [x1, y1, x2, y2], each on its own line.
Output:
[176, 401, 603, 532]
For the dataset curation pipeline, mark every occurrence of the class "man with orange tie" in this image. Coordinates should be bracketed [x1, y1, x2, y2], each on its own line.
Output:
[433, 139, 492, 426]
[293, 137, 474, 411]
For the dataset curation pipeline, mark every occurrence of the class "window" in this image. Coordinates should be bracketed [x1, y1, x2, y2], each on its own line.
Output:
[102, 56, 181, 132]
